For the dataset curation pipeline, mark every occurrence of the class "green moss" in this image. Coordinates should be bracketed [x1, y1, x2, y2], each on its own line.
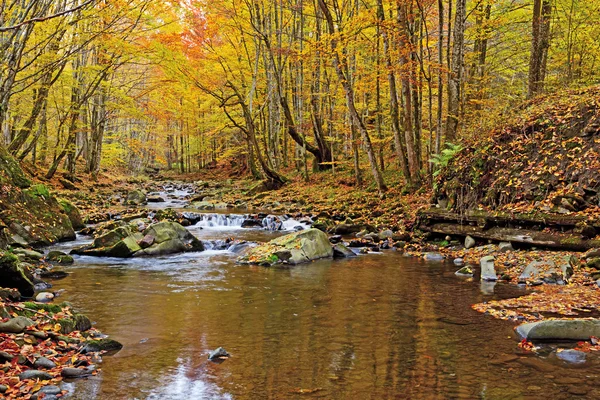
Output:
[0, 146, 31, 188]
[21, 302, 65, 314]
[58, 199, 74, 213]
[25, 184, 50, 198]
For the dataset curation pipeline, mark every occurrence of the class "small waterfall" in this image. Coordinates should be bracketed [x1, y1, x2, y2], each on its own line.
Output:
[189, 213, 310, 231]
[196, 214, 246, 228]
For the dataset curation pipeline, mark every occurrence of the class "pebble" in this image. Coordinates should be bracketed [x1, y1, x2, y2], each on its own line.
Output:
[18, 370, 53, 381]
[61, 366, 95, 378]
[34, 356, 57, 369]
[35, 292, 54, 303]
[557, 349, 587, 364]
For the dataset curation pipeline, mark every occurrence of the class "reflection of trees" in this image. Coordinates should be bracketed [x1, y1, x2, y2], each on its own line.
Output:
[56, 253, 534, 399]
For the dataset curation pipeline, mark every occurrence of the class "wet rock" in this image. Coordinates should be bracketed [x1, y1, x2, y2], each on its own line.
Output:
[262, 215, 283, 231]
[329, 235, 343, 244]
[147, 196, 165, 203]
[34, 356, 57, 369]
[556, 349, 587, 364]
[19, 370, 53, 381]
[238, 228, 333, 266]
[0, 385, 7, 393]
[39, 269, 68, 279]
[208, 347, 230, 360]
[480, 256, 497, 281]
[0, 316, 34, 333]
[61, 366, 95, 378]
[137, 234, 155, 249]
[498, 242, 514, 252]
[181, 212, 203, 225]
[241, 218, 263, 228]
[516, 319, 600, 341]
[455, 266, 473, 277]
[35, 292, 54, 303]
[453, 258, 465, 266]
[464, 235, 476, 249]
[12, 248, 44, 261]
[333, 243, 356, 258]
[81, 338, 123, 353]
[31, 385, 61, 400]
[228, 242, 253, 254]
[45, 250, 74, 264]
[58, 314, 92, 334]
[424, 252, 444, 261]
[125, 189, 147, 205]
[73, 221, 204, 258]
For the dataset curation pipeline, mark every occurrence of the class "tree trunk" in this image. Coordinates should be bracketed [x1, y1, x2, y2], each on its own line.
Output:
[528, 0, 552, 98]
[446, 0, 466, 143]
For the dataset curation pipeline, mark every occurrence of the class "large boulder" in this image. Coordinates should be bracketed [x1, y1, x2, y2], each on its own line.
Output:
[72, 221, 203, 258]
[0, 251, 34, 297]
[59, 199, 85, 230]
[238, 228, 333, 266]
[137, 221, 204, 256]
[516, 319, 600, 341]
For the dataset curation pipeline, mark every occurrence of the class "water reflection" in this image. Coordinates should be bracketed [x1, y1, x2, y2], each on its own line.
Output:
[50, 245, 600, 399]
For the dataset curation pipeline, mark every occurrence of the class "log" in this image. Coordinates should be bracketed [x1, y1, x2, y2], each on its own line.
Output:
[420, 222, 600, 251]
[420, 209, 600, 230]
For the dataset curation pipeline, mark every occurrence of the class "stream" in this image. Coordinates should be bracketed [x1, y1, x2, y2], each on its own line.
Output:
[44, 191, 600, 399]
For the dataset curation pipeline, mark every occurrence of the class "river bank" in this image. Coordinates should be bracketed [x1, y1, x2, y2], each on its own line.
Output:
[2, 172, 600, 398]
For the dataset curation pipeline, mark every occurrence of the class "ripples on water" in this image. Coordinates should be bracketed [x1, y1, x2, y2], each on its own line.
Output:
[47, 209, 600, 399]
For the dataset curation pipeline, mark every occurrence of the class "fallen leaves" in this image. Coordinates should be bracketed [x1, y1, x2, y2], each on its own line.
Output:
[0, 299, 106, 399]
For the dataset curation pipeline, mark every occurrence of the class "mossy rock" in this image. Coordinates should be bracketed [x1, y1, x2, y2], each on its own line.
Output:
[0, 146, 31, 188]
[239, 228, 333, 266]
[46, 250, 74, 264]
[125, 189, 147, 205]
[19, 302, 68, 316]
[82, 338, 123, 353]
[58, 199, 85, 230]
[0, 251, 34, 297]
[25, 184, 50, 198]
[587, 258, 600, 270]
[58, 314, 92, 334]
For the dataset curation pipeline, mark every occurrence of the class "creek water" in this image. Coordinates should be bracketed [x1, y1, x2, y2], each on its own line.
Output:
[45, 203, 600, 399]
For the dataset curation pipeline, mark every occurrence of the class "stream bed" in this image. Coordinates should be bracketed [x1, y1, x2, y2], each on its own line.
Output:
[43, 203, 600, 399]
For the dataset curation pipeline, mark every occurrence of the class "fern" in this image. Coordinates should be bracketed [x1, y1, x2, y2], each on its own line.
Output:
[430, 143, 464, 178]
